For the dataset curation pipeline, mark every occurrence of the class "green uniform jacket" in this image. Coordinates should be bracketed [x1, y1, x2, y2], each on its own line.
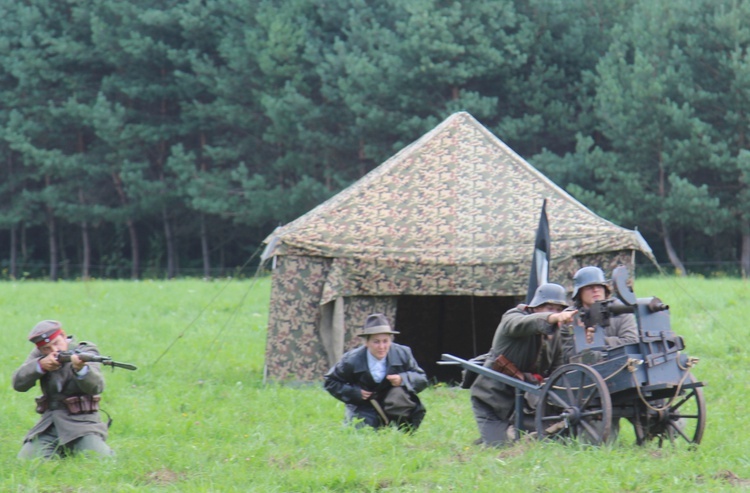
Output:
[470, 306, 560, 412]
[12, 339, 108, 445]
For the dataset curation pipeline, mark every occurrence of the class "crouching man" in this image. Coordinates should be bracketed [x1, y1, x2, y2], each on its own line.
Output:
[12, 320, 113, 459]
[324, 313, 428, 431]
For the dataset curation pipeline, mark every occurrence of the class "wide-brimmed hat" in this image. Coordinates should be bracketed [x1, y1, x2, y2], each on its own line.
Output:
[28, 320, 64, 347]
[357, 313, 400, 337]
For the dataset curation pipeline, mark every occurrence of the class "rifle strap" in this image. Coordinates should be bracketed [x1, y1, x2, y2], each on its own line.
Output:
[100, 408, 113, 429]
[370, 399, 389, 426]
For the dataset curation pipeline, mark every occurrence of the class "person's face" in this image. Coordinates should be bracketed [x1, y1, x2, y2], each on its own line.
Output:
[579, 284, 607, 307]
[37, 332, 69, 356]
[531, 303, 565, 314]
[365, 333, 392, 360]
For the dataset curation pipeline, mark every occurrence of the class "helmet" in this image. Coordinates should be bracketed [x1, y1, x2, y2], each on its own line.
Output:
[528, 283, 569, 308]
[572, 266, 611, 300]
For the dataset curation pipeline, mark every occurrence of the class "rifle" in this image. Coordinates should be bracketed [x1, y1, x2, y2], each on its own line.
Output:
[56, 351, 138, 371]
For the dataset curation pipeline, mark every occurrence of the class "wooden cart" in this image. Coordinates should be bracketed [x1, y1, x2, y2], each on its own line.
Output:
[443, 266, 705, 447]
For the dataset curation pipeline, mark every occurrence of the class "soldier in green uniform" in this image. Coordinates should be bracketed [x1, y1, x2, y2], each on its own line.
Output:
[12, 320, 113, 459]
[470, 283, 577, 447]
[561, 266, 640, 441]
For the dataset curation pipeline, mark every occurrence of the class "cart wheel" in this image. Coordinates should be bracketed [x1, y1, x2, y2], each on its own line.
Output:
[632, 374, 706, 447]
[535, 363, 612, 445]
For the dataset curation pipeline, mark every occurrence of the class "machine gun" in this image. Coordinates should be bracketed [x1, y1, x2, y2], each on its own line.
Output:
[580, 296, 669, 329]
[57, 350, 138, 371]
[571, 266, 682, 366]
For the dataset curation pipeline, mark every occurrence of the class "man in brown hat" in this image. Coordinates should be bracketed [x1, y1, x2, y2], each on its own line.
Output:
[324, 313, 428, 430]
[12, 320, 113, 459]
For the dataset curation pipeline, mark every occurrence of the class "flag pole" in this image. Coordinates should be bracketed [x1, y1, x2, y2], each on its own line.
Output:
[525, 199, 550, 304]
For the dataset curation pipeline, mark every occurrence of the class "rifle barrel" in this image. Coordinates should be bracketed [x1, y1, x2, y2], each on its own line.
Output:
[104, 360, 138, 371]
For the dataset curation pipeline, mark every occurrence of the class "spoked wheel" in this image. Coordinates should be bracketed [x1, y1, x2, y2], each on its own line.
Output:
[535, 363, 612, 445]
[632, 375, 706, 447]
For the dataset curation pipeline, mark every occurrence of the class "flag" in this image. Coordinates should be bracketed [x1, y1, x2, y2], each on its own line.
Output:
[526, 199, 551, 304]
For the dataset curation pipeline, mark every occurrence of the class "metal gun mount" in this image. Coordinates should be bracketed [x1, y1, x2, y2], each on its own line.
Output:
[573, 265, 684, 369]
[441, 265, 705, 448]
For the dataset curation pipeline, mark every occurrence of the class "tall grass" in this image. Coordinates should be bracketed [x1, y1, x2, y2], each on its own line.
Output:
[1, 275, 748, 492]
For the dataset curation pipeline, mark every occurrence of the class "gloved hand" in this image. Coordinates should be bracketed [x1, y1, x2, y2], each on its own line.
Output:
[523, 373, 544, 384]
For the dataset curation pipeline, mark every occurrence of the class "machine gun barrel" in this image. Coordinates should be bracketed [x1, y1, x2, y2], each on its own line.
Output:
[608, 302, 635, 315]
[56, 351, 138, 371]
[646, 297, 669, 313]
[580, 296, 669, 329]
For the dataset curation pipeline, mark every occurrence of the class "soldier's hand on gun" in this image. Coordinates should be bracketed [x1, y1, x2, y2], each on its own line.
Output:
[361, 389, 373, 400]
[70, 354, 86, 372]
[40, 352, 61, 372]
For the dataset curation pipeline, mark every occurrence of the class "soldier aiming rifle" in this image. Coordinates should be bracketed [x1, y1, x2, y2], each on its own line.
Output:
[12, 320, 135, 459]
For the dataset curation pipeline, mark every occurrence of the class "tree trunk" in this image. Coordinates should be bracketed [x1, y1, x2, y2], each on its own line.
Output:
[127, 218, 140, 279]
[111, 172, 140, 279]
[48, 210, 58, 281]
[201, 213, 210, 279]
[163, 206, 176, 279]
[78, 188, 91, 280]
[7, 154, 17, 279]
[220, 242, 225, 277]
[59, 224, 69, 279]
[741, 226, 750, 279]
[81, 221, 91, 280]
[10, 223, 17, 280]
[661, 221, 686, 275]
[21, 221, 27, 271]
[198, 134, 211, 279]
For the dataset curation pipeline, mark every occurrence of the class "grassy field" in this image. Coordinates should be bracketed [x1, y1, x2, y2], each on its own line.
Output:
[1, 275, 748, 492]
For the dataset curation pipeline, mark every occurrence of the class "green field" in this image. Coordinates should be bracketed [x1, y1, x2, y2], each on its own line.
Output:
[1, 276, 748, 492]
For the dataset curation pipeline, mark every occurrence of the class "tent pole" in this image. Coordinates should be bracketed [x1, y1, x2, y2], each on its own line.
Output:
[470, 295, 477, 356]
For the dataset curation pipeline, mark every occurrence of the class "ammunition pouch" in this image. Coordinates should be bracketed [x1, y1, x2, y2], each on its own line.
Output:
[491, 354, 525, 381]
[35, 394, 102, 414]
[62, 395, 101, 414]
[35, 395, 48, 414]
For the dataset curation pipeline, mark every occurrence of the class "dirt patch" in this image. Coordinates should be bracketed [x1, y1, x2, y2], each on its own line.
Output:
[144, 468, 184, 486]
[713, 470, 750, 487]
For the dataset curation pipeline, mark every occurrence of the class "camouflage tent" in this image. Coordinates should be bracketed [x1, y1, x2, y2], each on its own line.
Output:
[262, 111, 655, 382]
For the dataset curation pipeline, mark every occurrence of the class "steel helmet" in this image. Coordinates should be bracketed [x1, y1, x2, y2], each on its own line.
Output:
[528, 283, 569, 308]
[572, 266, 611, 300]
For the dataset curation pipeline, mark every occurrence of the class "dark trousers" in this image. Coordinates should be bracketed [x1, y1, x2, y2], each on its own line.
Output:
[345, 402, 426, 431]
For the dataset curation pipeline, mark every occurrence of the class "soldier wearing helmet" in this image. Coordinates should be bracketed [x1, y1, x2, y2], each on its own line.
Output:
[469, 283, 577, 447]
[567, 266, 638, 348]
[563, 267, 640, 442]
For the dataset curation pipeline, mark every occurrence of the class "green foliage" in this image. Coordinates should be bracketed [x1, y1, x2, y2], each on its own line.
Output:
[1, 0, 750, 276]
[538, 0, 750, 268]
[0, 276, 748, 491]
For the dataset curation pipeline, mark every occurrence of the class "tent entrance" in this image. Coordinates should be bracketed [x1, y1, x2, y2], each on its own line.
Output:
[394, 295, 518, 383]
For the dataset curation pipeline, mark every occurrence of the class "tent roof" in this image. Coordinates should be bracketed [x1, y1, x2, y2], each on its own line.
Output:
[263, 111, 654, 268]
